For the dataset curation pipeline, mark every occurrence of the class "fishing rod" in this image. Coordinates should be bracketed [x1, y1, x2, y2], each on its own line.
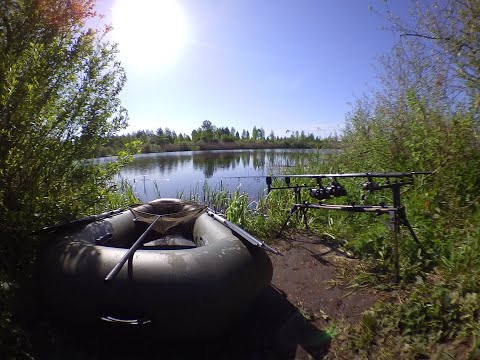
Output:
[265, 172, 431, 193]
[220, 176, 268, 179]
[268, 171, 432, 179]
[221, 172, 431, 179]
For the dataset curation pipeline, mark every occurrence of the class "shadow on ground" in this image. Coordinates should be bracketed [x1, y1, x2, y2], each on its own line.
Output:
[34, 285, 331, 360]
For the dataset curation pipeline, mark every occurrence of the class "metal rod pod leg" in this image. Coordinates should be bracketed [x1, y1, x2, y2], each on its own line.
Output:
[104, 215, 161, 282]
[389, 210, 400, 283]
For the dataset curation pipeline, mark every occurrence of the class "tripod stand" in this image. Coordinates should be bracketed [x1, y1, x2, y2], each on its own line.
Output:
[271, 173, 429, 282]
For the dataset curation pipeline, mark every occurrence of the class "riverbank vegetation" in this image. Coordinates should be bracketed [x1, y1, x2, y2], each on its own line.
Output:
[221, 1, 480, 358]
[0, 0, 479, 358]
[96, 120, 340, 156]
[0, 1, 137, 357]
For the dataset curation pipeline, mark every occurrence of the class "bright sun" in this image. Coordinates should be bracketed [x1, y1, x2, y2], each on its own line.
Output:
[112, 0, 189, 70]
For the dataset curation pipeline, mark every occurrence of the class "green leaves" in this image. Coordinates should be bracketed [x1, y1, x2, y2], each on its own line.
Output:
[327, 2, 480, 357]
[0, 0, 131, 264]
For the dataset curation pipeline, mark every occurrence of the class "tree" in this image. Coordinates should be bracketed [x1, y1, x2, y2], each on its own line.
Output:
[191, 129, 199, 142]
[198, 120, 215, 142]
[269, 130, 275, 141]
[258, 127, 265, 140]
[335, 3, 480, 355]
[252, 126, 258, 141]
[0, 0, 129, 261]
[164, 127, 173, 143]
[385, 0, 479, 108]
[343, 0, 479, 193]
[201, 119, 214, 132]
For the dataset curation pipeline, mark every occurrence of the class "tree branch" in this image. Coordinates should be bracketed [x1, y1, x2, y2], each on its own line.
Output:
[400, 32, 452, 42]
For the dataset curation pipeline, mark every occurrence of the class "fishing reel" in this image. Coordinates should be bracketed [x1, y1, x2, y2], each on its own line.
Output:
[361, 178, 380, 192]
[309, 181, 347, 201]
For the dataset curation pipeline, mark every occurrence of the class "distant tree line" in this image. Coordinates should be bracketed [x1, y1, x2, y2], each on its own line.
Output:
[97, 119, 340, 156]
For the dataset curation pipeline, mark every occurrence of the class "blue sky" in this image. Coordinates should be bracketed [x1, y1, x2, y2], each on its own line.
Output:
[98, 0, 410, 138]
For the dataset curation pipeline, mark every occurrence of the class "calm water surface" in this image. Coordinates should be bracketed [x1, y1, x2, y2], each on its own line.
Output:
[114, 149, 320, 202]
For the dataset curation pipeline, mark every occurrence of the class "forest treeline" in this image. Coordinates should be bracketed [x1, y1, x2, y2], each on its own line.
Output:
[97, 119, 340, 156]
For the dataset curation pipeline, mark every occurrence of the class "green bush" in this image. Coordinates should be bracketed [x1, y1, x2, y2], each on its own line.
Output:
[0, 1, 135, 357]
[0, 0, 133, 273]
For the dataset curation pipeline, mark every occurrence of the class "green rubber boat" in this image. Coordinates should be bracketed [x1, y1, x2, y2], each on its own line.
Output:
[39, 198, 273, 336]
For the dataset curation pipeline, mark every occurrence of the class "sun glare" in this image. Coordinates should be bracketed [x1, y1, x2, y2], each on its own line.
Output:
[112, 0, 189, 70]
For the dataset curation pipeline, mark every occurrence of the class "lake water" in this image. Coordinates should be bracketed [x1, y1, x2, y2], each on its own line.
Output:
[115, 149, 320, 202]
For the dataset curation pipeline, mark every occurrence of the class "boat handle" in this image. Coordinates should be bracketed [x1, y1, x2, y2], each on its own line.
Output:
[100, 315, 152, 326]
[95, 233, 113, 245]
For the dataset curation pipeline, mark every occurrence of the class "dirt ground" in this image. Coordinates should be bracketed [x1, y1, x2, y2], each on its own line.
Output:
[261, 230, 380, 359]
[35, 230, 381, 359]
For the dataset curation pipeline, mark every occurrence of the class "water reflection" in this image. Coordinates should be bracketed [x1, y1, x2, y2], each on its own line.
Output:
[191, 151, 244, 177]
[116, 149, 317, 201]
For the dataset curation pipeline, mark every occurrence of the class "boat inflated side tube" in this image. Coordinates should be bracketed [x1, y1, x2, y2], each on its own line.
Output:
[39, 199, 273, 337]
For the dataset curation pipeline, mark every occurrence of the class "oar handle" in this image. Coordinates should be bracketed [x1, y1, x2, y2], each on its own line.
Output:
[104, 215, 161, 282]
[207, 210, 281, 255]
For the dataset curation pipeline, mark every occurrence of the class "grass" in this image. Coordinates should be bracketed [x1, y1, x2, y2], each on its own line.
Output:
[209, 148, 480, 359]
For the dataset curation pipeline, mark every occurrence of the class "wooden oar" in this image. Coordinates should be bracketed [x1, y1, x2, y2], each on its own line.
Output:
[104, 215, 162, 282]
[206, 209, 281, 255]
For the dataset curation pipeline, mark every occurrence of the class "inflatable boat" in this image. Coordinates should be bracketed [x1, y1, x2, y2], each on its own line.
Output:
[39, 199, 273, 336]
